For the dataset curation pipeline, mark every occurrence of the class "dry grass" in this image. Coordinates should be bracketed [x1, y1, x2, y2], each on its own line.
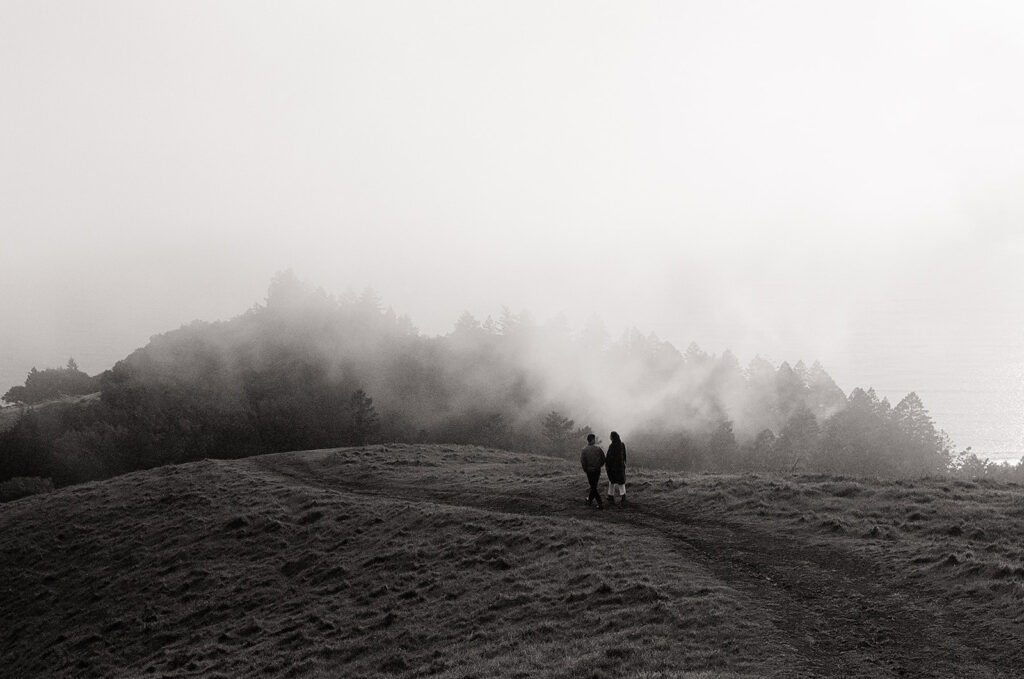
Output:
[2, 445, 1023, 678]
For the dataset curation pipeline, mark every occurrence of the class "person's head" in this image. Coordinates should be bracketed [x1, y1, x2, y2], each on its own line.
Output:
[610, 431, 620, 443]
[587, 433, 596, 445]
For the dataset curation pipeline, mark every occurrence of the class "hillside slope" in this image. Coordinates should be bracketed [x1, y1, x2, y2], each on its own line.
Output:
[2, 445, 1023, 678]
[0, 393, 101, 433]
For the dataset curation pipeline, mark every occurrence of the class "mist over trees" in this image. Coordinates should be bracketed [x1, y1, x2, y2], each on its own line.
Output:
[1, 272, 959, 486]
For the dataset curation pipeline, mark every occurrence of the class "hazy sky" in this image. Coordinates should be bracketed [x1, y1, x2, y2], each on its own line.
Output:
[2, 1, 1022, 453]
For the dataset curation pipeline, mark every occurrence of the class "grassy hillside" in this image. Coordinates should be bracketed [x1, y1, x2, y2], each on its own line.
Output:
[2, 445, 1023, 678]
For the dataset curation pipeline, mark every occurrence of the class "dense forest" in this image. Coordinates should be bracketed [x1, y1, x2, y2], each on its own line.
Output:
[1, 272, 965, 488]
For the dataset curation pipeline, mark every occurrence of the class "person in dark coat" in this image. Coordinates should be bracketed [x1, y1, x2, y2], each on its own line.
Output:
[605, 431, 627, 505]
[580, 433, 606, 510]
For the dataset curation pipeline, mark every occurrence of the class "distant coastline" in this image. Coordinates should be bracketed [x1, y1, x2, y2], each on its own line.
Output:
[976, 451, 1024, 465]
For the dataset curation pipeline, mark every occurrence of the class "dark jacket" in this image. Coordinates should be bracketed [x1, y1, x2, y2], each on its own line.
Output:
[580, 444, 606, 473]
[606, 440, 627, 484]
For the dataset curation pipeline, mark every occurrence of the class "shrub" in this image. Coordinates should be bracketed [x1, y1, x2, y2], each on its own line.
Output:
[0, 476, 54, 502]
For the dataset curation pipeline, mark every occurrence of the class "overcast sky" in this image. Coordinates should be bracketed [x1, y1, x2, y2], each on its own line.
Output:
[2, 1, 1022, 453]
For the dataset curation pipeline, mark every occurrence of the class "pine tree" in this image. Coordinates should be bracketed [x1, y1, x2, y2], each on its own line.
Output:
[775, 361, 810, 423]
[776, 406, 820, 472]
[806, 361, 848, 419]
[542, 411, 576, 455]
[821, 388, 895, 474]
[453, 311, 481, 334]
[747, 428, 778, 470]
[349, 389, 381, 445]
[708, 419, 739, 471]
[893, 392, 949, 473]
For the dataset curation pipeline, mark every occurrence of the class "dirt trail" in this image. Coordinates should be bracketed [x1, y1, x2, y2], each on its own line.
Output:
[258, 452, 1020, 679]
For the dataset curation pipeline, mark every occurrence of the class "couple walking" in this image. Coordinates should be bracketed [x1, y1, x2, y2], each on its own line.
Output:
[580, 431, 626, 510]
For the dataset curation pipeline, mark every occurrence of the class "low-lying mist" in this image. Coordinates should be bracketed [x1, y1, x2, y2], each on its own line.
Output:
[1, 272, 959, 488]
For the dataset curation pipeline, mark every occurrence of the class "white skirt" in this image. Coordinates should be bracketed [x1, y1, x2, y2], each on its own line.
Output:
[607, 481, 626, 496]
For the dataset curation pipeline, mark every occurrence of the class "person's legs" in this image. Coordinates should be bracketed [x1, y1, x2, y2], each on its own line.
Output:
[587, 470, 603, 507]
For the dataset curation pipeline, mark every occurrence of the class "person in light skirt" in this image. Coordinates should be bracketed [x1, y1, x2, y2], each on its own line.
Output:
[605, 431, 627, 505]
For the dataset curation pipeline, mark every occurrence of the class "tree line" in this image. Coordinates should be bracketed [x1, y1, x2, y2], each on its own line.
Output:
[2, 358, 99, 406]
[1, 272, 963, 487]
